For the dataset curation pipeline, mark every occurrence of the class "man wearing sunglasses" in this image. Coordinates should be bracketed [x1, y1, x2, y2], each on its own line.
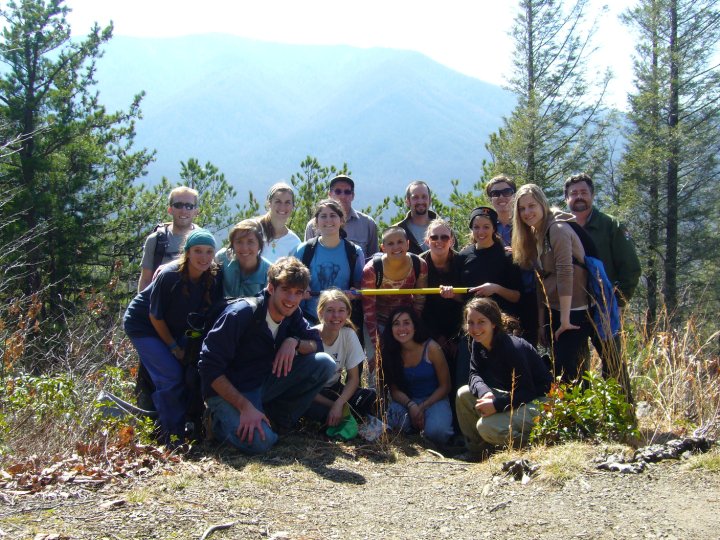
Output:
[485, 175, 517, 247]
[304, 174, 379, 259]
[485, 175, 539, 346]
[138, 186, 200, 292]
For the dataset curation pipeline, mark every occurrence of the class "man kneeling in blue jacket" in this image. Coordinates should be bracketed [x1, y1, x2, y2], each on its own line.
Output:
[199, 256, 335, 453]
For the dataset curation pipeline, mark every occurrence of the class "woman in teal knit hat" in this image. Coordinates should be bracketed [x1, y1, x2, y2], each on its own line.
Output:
[124, 228, 223, 445]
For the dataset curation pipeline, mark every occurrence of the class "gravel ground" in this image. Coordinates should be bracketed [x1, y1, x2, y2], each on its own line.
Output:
[1, 433, 718, 540]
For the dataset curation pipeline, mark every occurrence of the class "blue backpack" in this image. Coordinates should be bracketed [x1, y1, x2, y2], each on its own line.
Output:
[547, 222, 620, 340]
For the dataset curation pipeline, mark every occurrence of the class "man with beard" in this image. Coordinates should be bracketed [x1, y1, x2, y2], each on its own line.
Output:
[395, 180, 436, 254]
[564, 173, 641, 400]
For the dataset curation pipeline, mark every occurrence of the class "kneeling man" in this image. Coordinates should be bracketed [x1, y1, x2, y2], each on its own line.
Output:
[199, 256, 335, 453]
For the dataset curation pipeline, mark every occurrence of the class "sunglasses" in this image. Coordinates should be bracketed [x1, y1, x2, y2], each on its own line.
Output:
[332, 188, 353, 196]
[171, 202, 197, 210]
[489, 188, 515, 198]
[429, 234, 451, 242]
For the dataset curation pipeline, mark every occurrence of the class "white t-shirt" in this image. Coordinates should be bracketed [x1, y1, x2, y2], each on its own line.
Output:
[263, 230, 301, 263]
[313, 326, 365, 387]
[265, 312, 281, 339]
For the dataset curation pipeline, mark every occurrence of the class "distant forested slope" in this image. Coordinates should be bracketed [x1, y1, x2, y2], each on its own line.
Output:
[95, 34, 514, 200]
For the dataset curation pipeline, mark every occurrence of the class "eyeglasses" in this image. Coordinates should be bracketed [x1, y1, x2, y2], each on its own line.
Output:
[489, 188, 515, 198]
[171, 202, 197, 210]
[332, 188, 353, 196]
[429, 234, 451, 242]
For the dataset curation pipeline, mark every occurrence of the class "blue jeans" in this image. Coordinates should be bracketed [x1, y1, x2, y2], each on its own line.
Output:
[387, 396, 454, 445]
[206, 352, 335, 454]
[130, 335, 187, 440]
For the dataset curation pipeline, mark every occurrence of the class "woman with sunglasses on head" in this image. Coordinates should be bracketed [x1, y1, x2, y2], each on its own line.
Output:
[456, 298, 551, 458]
[512, 184, 591, 383]
[257, 182, 301, 263]
[292, 199, 365, 322]
[381, 306, 454, 445]
[124, 229, 224, 444]
[420, 219, 464, 391]
[215, 219, 270, 297]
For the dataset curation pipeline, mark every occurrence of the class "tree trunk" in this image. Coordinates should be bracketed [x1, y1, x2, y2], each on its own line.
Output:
[664, 0, 679, 318]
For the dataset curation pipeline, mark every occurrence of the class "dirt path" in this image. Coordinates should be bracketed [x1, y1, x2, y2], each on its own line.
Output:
[1, 435, 718, 539]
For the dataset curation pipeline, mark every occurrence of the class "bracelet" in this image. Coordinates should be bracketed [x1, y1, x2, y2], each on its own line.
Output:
[168, 341, 178, 351]
[407, 400, 416, 409]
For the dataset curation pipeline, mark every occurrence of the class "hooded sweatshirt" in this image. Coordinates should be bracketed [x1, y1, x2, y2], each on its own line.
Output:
[536, 211, 587, 311]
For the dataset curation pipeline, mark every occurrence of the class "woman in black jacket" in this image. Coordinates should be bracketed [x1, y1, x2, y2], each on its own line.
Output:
[456, 298, 551, 456]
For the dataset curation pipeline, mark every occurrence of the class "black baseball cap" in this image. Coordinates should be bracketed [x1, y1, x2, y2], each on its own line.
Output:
[469, 206, 499, 231]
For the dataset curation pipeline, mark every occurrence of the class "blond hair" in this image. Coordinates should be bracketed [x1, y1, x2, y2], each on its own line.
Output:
[168, 186, 199, 206]
[316, 288, 357, 331]
[511, 184, 551, 270]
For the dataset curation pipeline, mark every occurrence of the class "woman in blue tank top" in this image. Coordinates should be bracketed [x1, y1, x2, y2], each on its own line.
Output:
[380, 306, 453, 445]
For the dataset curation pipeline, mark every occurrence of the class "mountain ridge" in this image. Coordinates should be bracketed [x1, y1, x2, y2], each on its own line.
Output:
[94, 34, 514, 201]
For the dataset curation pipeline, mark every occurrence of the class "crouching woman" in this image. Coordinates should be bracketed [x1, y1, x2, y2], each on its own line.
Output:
[381, 307, 454, 445]
[456, 298, 551, 455]
[123, 229, 223, 443]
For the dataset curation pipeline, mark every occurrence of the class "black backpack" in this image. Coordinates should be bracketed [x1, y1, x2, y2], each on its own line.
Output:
[300, 236, 359, 276]
[371, 253, 422, 288]
[151, 222, 171, 271]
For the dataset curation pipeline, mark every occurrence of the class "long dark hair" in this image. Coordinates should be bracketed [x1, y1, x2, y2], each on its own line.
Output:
[380, 306, 429, 392]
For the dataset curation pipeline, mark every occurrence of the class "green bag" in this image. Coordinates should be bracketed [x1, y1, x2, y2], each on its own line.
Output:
[326, 406, 358, 440]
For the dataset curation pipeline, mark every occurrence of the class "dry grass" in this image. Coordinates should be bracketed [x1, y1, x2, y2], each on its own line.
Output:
[624, 311, 720, 441]
[684, 446, 720, 473]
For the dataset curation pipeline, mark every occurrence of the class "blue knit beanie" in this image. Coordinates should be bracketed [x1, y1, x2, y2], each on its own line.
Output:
[184, 228, 216, 251]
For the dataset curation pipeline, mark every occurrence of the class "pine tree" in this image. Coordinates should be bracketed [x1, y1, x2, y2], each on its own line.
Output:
[0, 0, 153, 308]
[485, 0, 610, 195]
[620, 0, 720, 323]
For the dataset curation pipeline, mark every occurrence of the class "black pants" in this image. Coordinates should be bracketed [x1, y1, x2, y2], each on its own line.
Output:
[546, 308, 592, 383]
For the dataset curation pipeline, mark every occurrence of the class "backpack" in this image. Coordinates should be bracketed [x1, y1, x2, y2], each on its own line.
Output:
[546, 221, 620, 340]
[300, 236, 359, 276]
[186, 295, 260, 343]
[371, 253, 422, 288]
[151, 222, 171, 271]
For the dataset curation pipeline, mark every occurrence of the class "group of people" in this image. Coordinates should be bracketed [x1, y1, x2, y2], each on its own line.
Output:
[123, 171, 641, 459]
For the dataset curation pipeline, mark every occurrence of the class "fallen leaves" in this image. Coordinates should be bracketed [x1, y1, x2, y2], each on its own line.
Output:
[0, 440, 181, 495]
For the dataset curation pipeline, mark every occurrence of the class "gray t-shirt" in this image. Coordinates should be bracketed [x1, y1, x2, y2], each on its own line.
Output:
[140, 225, 194, 270]
[405, 221, 429, 252]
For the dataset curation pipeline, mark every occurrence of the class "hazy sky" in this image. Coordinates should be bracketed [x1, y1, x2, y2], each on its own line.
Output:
[64, 0, 635, 109]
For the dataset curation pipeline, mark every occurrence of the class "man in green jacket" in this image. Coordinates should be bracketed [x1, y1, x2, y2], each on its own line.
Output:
[565, 173, 641, 402]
